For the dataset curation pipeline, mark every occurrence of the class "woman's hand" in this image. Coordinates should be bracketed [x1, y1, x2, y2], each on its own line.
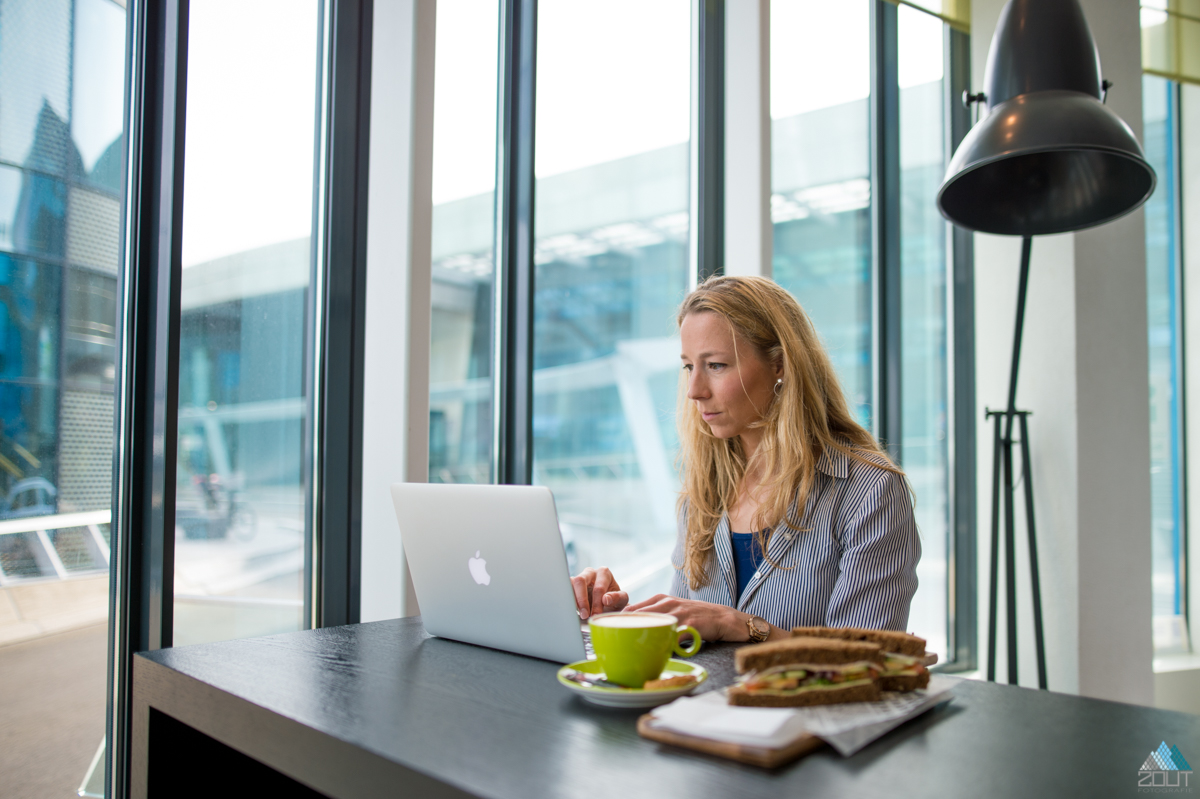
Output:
[623, 594, 744, 642]
[571, 567, 629, 620]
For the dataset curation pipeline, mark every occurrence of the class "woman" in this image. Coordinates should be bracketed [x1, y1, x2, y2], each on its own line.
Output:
[571, 275, 920, 644]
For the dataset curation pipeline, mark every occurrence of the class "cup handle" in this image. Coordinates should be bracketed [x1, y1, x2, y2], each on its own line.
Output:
[672, 625, 702, 657]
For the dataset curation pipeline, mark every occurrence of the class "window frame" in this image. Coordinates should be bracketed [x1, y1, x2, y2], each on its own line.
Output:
[109, 0, 371, 793]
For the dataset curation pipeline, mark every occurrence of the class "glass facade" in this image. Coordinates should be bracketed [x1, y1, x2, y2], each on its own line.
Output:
[1144, 74, 1186, 653]
[0, 0, 124, 523]
[0, 0, 125, 795]
[172, 0, 320, 647]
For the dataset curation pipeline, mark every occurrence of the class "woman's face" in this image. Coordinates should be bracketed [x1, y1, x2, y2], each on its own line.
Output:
[680, 311, 781, 441]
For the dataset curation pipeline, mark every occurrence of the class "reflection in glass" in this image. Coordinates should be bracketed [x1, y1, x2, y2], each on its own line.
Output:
[173, 0, 319, 647]
[770, 0, 872, 426]
[428, 0, 499, 485]
[0, 0, 126, 795]
[531, 0, 690, 599]
[1144, 74, 1186, 653]
[898, 5, 949, 660]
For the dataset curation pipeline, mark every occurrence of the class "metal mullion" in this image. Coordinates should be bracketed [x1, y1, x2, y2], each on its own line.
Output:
[493, 0, 537, 486]
[694, 0, 724, 283]
[870, 0, 901, 461]
[314, 0, 373, 627]
[1169, 79, 1189, 647]
[945, 24, 976, 672]
[108, 0, 189, 795]
[306, 0, 332, 633]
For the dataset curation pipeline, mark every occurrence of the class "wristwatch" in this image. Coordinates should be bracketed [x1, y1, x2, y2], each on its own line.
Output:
[746, 614, 770, 643]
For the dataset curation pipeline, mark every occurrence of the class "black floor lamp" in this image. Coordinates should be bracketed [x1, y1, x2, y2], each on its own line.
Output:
[935, 0, 1156, 688]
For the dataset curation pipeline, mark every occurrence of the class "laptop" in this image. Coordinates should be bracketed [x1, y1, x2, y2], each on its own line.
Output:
[390, 482, 588, 663]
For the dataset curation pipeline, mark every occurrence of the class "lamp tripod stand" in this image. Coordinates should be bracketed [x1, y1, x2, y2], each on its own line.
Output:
[986, 235, 1047, 689]
[936, 0, 1156, 692]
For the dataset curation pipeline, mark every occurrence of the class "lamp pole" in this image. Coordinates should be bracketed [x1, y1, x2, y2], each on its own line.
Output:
[985, 236, 1047, 688]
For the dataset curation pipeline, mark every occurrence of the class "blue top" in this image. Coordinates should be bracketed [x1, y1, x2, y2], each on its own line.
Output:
[730, 531, 765, 601]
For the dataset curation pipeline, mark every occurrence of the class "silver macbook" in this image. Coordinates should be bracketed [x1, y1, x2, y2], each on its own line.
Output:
[390, 482, 587, 663]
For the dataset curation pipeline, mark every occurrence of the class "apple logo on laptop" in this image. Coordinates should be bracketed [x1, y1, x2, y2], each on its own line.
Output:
[468, 551, 491, 585]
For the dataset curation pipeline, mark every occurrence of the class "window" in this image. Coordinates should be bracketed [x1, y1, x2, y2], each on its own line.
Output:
[897, 2, 951, 666]
[1145, 74, 1195, 654]
[173, 0, 321, 647]
[531, 0, 691, 599]
[433, 0, 973, 658]
[770, 0, 873, 426]
[770, 0, 957, 661]
[428, 0, 499, 486]
[0, 0, 126, 795]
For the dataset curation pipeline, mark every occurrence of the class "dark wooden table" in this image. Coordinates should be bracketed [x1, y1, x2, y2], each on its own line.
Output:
[132, 616, 1200, 798]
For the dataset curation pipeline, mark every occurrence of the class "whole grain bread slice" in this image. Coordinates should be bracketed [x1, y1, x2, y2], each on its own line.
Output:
[727, 679, 880, 707]
[735, 636, 883, 674]
[790, 626, 927, 658]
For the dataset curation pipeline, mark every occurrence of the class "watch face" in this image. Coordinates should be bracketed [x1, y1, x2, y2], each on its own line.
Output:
[748, 616, 768, 641]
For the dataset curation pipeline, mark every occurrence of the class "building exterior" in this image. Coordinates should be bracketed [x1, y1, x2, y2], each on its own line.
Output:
[0, 0, 125, 587]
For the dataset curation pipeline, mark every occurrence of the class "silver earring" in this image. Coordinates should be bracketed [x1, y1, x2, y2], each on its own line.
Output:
[774, 378, 783, 397]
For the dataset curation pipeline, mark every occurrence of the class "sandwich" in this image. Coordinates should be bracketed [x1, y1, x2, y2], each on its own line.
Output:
[727, 637, 884, 707]
[790, 626, 930, 691]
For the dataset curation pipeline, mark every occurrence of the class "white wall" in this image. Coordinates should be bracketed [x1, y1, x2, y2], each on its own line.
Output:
[971, 0, 1153, 704]
[359, 0, 435, 622]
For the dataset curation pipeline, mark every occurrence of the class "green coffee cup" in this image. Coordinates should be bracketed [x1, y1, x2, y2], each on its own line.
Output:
[588, 612, 702, 688]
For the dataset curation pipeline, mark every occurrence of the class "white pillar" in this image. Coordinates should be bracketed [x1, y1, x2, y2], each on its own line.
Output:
[360, 0, 436, 621]
[723, 0, 771, 278]
[971, 0, 1153, 704]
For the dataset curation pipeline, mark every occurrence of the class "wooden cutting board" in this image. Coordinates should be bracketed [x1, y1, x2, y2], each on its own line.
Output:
[636, 714, 825, 768]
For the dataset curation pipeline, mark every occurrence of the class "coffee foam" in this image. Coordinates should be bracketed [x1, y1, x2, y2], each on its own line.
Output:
[590, 613, 673, 628]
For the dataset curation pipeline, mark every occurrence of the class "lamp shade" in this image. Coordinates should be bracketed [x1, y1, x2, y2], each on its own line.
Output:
[936, 0, 1155, 236]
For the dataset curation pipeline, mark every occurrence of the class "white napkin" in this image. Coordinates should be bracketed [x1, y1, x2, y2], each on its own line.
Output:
[650, 692, 813, 749]
[647, 675, 957, 757]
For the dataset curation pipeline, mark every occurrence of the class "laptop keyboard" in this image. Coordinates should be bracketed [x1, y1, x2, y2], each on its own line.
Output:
[580, 625, 595, 658]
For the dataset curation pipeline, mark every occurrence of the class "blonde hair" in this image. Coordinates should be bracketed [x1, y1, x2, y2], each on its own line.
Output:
[676, 275, 899, 591]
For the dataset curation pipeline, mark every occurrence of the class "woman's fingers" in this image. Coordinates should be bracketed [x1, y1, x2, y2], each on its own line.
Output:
[625, 594, 677, 614]
[601, 591, 629, 611]
[571, 568, 598, 617]
[590, 568, 620, 618]
[620, 595, 728, 641]
[572, 567, 623, 619]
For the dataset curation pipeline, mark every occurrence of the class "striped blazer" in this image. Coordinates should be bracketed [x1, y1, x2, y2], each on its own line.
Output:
[668, 446, 921, 632]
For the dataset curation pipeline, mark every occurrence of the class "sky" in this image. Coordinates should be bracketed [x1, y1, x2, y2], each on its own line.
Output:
[181, 0, 319, 268]
[73, 0, 127, 172]
[181, 0, 949, 264]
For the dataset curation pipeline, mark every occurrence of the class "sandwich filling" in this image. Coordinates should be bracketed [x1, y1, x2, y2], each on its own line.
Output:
[882, 652, 928, 678]
[737, 661, 882, 695]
